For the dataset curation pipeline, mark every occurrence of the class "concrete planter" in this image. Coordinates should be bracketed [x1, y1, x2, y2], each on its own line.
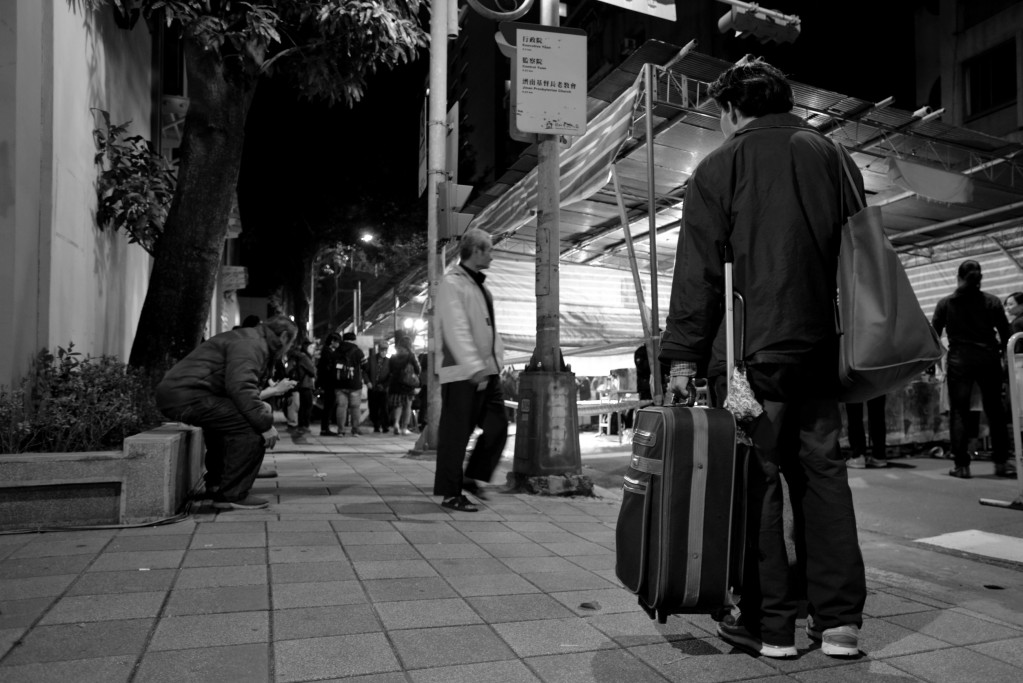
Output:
[0, 423, 203, 530]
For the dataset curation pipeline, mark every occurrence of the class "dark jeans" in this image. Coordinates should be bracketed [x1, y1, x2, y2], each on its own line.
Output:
[716, 361, 866, 645]
[297, 388, 313, 429]
[845, 395, 887, 459]
[160, 395, 267, 503]
[320, 387, 337, 432]
[368, 388, 389, 429]
[433, 375, 508, 497]
[947, 354, 1009, 467]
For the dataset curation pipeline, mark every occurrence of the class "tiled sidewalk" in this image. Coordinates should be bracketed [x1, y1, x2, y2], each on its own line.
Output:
[2, 430, 1023, 682]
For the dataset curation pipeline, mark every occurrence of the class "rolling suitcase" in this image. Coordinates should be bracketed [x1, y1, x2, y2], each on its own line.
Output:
[615, 251, 747, 623]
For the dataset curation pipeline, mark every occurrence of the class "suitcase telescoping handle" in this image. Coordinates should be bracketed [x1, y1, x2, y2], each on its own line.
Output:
[724, 242, 736, 381]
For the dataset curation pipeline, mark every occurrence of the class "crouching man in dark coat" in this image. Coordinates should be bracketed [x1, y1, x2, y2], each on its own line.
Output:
[156, 315, 298, 510]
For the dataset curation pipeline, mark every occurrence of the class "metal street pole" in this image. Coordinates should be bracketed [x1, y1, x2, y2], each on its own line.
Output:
[412, 0, 449, 454]
[510, 0, 583, 488]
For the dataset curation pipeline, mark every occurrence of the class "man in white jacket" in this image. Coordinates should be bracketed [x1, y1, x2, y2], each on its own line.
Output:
[434, 228, 507, 512]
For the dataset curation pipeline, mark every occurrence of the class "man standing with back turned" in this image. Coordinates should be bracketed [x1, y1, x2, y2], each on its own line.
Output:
[434, 228, 507, 513]
[659, 58, 867, 659]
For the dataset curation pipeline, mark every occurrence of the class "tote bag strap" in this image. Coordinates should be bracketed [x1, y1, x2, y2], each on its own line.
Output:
[834, 139, 866, 215]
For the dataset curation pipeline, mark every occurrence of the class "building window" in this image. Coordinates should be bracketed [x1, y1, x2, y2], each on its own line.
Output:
[963, 39, 1017, 119]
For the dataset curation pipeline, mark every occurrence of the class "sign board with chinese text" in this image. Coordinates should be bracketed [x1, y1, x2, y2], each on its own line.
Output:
[500, 22, 587, 136]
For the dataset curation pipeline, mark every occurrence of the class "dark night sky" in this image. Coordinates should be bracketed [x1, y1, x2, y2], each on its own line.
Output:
[236, 0, 920, 295]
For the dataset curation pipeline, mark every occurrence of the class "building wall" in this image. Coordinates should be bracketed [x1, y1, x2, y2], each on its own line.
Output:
[0, 1, 153, 388]
[939, 0, 1023, 139]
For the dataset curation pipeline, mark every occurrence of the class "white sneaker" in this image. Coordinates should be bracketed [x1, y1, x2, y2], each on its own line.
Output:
[806, 615, 860, 657]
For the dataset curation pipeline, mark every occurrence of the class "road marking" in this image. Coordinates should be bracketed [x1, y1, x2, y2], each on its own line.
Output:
[916, 529, 1023, 565]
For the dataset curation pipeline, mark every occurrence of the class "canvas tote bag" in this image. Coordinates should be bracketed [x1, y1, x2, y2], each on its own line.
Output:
[833, 141, 943, 403]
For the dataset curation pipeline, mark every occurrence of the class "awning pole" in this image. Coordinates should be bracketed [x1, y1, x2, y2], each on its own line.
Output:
[644, 63, 663, 400]
[611, 164, 656, 401]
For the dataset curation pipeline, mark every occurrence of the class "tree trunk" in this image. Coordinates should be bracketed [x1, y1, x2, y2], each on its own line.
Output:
[129, 41, 257, 378]
[283, 249, 315, 341]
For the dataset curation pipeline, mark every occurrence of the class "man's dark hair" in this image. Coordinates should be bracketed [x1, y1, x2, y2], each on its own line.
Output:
[958, 259, 982, 288]
[241, 314, 261, 328]
[708, 56, 793, 118]
[342, 332, 357, 341]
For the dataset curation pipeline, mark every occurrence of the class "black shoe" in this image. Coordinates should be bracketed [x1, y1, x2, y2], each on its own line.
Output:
[255, 469, 278, 479]
[320, 430, 339, 436]
[462, 480, 489, 501]
[716, 613, 796, 658]
[949, 466, 972, 479]
[440, 495, 479, 512]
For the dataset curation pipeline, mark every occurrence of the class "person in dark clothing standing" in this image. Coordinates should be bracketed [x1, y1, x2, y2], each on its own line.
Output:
[845, 396, 888, 469]
[387, 335, 421, 435]
[932, 260, 1015, 478]
[316, 333, 342, 436]
[334, 332, 367, 436]
[288, 341, 317, 434]
[659, 58, 866, 659]
[156, 315, 298, 510]
[367, 341, 391, 432]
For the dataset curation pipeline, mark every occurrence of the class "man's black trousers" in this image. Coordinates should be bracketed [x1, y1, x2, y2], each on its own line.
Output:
[433, 375, 508, 498]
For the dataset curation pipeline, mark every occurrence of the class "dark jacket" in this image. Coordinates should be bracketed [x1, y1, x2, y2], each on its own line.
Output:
[932, 286, 1010, 362]
[387, 349, 421, 396]
[318, 340, 366, 391]
[659, 113, 863, 376]
[287, 348, 317, 390]
[155, 326, 278, 433]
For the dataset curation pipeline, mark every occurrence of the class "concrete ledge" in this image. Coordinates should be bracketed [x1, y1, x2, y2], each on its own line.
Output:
[0, 423, 204, 530]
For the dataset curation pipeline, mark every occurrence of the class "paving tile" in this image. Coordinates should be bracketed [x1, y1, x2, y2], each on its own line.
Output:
[270, 561, 356, 583]
[267, 520, 335, 532]
[376, 598, 483, 629]
[267, 531, 340, 547]
[548, 588, 646, 617]
[565, 554, 617, 572]
[362, 577, 458, 603]
[501, 557, 579, 573]
[0, 655, 136, 683]
[0, 574, 77, 600]
[521, 570, 616, 592]
[0, 597, 55, 629]
[863, 590, 941, 618]
[274, 632, 401, 682]
[540, 541, 614, 557]
[182, 548, 267, 567]
[134, 643, 269, 683]
[269, 545, 348, 563]
[189, 533, 266, 549]
[353, 559, 438, 580]
[0, 626, 25, 658]
[853, 618, 954, 659]
[525, 650, 673, 683]
[0, 555, 92, 579]
[7, 538, 109, 559]
[791, 660, 926, 682]
[331, 520, 396, 532]
[105, 535, 191, 552]
[502, 522, 564, 533]
[467, 594, 576, 623]
[417, 543, 493, 560]
[272, 580, 367, 609]
[336, 502, 393, 514]
[194, 521, 266, 535]
[517, 532, 583, 544]
[163, 584, 269, 615]
[38, 591, 165, 624]
[628, 639, 781, 682]
[389, 624, 516, 669]
[337, 531, 408, 546]
[409, 659, 542, 683]
[970, 636, 1023, 667]
[0, 617, 152, 664]
[886, 609, 1023, 645]
[148, 611, 268, 650]
[492, 617, 616, 657]
[884, 646, 1022, 683]
[481, 543, 556, 558]
[461, 530, 532, 544]
[346, 543, 422, 561]
[428, 557, 510, 577]
[88, 550, 184, 572]
[450, 573, 542, 598]
[174, 564, 268, 589]
[272, 604, 381, 641]
[119, 522, 197, 536]
[585, 611, 706, 647]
